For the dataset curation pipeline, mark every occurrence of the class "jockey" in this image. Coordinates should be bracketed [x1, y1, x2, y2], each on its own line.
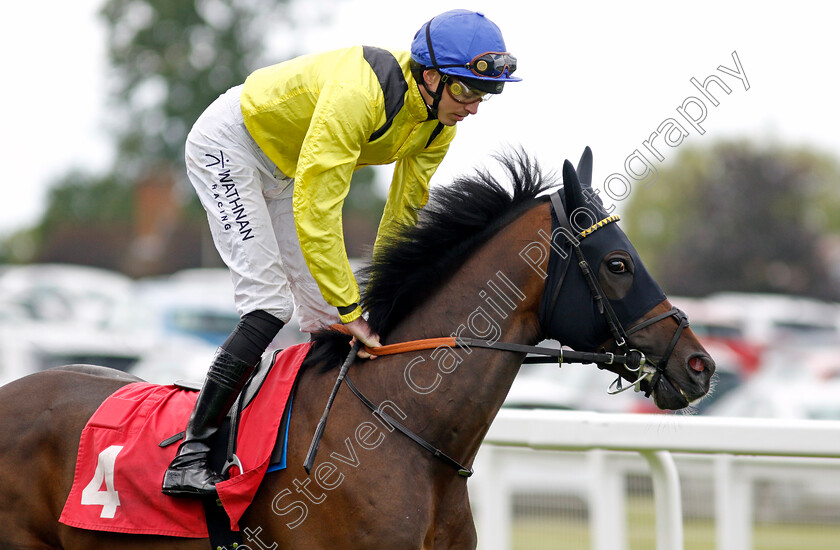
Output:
[162, 9, 521, 497]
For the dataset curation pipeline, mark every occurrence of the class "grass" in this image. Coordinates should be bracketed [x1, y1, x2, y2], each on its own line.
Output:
[508, 496, 840, 550]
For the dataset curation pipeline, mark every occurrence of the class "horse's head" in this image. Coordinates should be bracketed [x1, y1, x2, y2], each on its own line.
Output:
[540, 147, 714, 410]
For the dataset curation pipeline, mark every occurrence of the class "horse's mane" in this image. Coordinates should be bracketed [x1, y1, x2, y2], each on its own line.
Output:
[304, 150, 557, 369]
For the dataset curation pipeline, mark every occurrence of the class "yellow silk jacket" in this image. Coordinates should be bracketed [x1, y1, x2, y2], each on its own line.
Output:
[241, 46, 455, 323]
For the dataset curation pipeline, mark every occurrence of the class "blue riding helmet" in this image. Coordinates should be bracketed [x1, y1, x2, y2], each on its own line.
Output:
[411, 9, 521, 95]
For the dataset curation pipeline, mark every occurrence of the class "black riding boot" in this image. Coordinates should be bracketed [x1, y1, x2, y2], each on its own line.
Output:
[161, 348, 256, 497]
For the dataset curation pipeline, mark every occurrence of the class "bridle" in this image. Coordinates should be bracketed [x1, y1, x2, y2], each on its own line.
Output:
[304, 190, 691, 477]
[541, 190, 690, 397]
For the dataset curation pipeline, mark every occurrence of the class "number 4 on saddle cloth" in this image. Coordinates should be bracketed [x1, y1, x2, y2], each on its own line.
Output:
[59, 342, 311, 538]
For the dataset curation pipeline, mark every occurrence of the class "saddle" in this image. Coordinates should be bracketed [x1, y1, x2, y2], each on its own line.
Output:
[154, 349, 297, 548]
[59, 343, 310, 540]
[161, 347, 296, 476]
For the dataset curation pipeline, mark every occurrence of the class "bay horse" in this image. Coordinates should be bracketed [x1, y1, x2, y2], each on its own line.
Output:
[0, 149, 714, 549]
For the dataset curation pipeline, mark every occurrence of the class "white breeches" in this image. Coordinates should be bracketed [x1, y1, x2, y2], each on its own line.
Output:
[184, 85, 339, 333]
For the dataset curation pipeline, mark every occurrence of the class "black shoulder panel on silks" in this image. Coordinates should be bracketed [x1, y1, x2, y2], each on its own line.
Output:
[363, 46, 408, 142]
[425, 122, 444, 149]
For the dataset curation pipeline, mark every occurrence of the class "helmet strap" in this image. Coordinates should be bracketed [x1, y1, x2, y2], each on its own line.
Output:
[420, 72, 447, 120]
[421, 18, 447, 120]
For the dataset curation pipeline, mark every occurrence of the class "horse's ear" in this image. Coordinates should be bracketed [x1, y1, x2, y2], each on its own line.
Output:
[563, 159, 584, 213]
[576, 146, 593, 188]
[569, 146, 609, 217]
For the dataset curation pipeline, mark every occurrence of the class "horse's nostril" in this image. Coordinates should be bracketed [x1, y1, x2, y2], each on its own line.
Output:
[689, 356, 706, 373]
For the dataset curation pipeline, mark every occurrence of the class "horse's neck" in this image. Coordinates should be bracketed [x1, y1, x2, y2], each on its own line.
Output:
[380, 205, 549, 462]
[392, 205, 548, 341]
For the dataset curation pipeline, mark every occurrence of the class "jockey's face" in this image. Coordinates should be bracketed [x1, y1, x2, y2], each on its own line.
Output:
[421, 70, 482, 126]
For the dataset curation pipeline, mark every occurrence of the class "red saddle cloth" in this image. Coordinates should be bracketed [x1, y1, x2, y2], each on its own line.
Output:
[59, 342, 311, 537]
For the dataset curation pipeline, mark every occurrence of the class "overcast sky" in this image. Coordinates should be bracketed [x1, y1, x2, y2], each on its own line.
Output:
[3, 0, 839, 237]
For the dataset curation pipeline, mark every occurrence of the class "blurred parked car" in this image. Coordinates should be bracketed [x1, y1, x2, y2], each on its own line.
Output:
[0, 264, 323, 387]
[696, 292, 840, 346]
[503, 352, 595, 410]
[0, 263, 135, 326]
[706, 340, 840, 420]
[706, 378, 840, 420]
[117, 268, 309, 384]
[0, 264, 145, 385]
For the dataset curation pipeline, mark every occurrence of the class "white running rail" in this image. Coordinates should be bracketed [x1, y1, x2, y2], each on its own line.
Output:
[473, 409, 840, 550]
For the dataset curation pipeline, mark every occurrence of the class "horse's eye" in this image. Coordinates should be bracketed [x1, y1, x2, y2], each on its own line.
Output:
[608, 259, 627, 273]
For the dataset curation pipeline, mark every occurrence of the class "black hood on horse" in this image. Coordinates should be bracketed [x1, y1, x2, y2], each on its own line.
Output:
[540, 148, 667, 350]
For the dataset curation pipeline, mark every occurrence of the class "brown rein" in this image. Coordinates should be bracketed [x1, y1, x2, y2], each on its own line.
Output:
[330, 324, 458, 357]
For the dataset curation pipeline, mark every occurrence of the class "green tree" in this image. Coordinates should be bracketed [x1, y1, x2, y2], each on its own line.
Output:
[100, 0, 290, 176]
[620, 140, 840, 300]
[0, 170, 134, 265]
[28, 171, 135, 270]
[3, 0, 391, 273]
[4, 0, 283, 268]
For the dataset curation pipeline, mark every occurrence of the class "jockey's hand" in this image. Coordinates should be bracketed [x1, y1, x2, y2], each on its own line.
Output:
[343, 317, 381, 359]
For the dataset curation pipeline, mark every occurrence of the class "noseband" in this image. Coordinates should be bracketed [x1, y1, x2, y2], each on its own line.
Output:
[544, 191, 690, 397]
[612, 306, 689, 396]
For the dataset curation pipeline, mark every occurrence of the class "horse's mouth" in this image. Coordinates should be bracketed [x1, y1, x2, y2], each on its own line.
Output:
[651, 372, 719, 410]
[650, 376, 690, 410]
[641, 353, 714, 410]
